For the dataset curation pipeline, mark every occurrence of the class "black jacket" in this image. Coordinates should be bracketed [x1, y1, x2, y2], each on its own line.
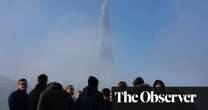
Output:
[66, 93, 77, 110]
[8, 89, 29, 110]
[76, 86, 104, 110]
[37, 83, 73, 110]
[102, 100, 112, 110]
[29, 83, 46, 110]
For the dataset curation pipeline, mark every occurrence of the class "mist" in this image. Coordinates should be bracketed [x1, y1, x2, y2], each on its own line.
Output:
[0, 0, 207, 98]
[0, 0, 121, 90]
[0, 0, 208, 109]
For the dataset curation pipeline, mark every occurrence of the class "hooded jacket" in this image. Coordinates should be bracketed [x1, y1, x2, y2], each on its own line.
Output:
[76, 86, 104, 110]
[37, 82, 73, 110]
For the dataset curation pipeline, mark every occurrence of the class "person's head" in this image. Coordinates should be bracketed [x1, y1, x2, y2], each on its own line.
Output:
[49, 82, 63, 91]
[18, 78, 28, 91]
[38, 74, 48, 85]
[102, 88, 111, 101]
[88, 76, 99, 87]
[118, 81, 127, 88]
[153, 80, 165, 91]
[65, 84, 74, 96]
[133, 77, 144, 87]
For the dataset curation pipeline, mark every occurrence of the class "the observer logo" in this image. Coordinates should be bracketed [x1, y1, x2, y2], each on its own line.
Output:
[114, 91, 197, 104]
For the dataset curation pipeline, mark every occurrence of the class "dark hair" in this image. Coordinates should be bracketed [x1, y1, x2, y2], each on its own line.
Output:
[38, 74, 48, 84]
[88, 76, 99, 87]
[133, 77, 144, 87]
[102, 88, 110, 97]
[118, 81, 127, 88]
[77, 90, 82, 93]
[153, 80, 165, 88]
[18, 78, 27, 84]
[50, 82, 63, 91]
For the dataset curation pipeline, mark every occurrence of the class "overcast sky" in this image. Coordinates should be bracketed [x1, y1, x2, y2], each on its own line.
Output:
[0, 0, 207, 89]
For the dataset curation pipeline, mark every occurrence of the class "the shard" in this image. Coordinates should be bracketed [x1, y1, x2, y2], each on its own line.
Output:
[98, 0, 113, 65]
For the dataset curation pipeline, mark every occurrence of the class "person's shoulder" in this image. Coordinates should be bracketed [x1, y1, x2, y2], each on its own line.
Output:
[29, 84, 40, 93]
[40, 89, 48, 96]
[38, 89, 49, 98]
[37, 90, 49, 102]
[29, 86, 40, 96]
[29, 88, 35, 95]
[9, 90, 19, 98]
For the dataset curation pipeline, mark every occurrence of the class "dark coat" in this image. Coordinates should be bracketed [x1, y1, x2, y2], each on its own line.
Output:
[8, 89, 29, 110]
[29, 84, 46, 110]
[102, 100, 112, 110]
[76, 86, 104, 110]
[37, 83, 73, 110]
[66, 93, 76, 110]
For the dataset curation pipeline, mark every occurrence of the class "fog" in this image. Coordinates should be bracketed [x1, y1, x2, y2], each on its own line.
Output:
[0, 0, 120, 90]
[0, 1, 208, 109]
[0, 0, 208, 109]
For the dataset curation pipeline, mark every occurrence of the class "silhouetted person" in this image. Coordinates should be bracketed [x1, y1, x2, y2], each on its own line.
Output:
[65, 84, 76, 110]
[133, 77, 144, 87]
[37, 82, 73, 110]
[65, 84, 75, 101]
[118, 81, 127, 88]
[153, 80, 165, 92]
[102, 88, 112, 110]
[29, 74, 48, 110]
[8, 78, 29, 110]
[117, 81, 128, 92]
[76, 76, 104, 110]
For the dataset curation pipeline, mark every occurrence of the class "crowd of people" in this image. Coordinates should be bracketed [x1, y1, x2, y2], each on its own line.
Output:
[8, 74, 167, 110]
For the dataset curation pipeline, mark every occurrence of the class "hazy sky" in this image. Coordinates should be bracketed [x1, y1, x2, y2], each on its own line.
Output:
[0, 0, 207, 89]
